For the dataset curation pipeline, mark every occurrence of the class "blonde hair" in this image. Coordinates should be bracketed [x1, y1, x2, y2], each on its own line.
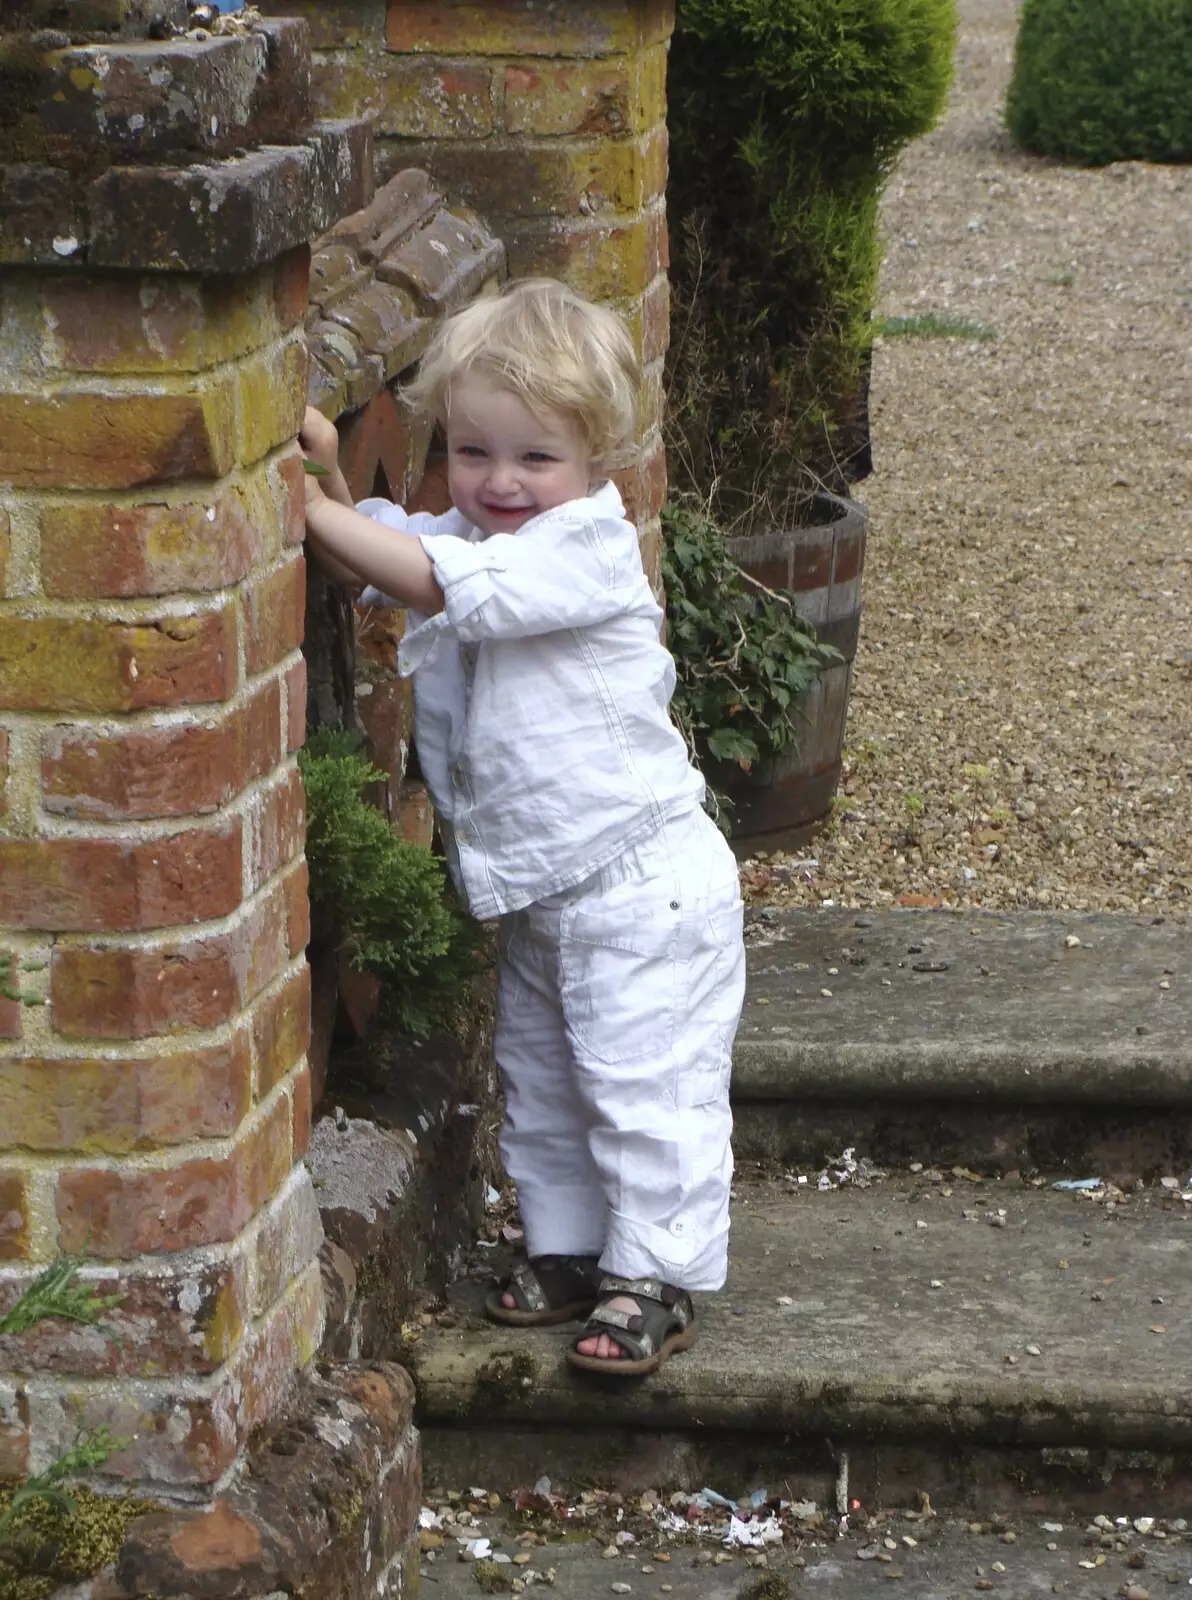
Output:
[404, 278, 640, 470]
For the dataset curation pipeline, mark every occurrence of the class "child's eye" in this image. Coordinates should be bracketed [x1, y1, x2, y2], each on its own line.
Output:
[456, 445, 487, 458]
[523, 451, 557, 464]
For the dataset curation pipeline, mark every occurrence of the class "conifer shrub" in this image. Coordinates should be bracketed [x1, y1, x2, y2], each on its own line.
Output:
[299, 729, 484, 1039]
[1006, 0, 1192, 167]
[667, 0, 955, 526]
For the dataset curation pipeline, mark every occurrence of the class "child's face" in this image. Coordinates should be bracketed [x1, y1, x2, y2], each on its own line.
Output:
[445, 374, 594, 537]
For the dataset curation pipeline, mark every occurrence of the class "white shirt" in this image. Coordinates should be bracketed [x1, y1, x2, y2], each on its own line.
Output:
[357, 480, 705, 920]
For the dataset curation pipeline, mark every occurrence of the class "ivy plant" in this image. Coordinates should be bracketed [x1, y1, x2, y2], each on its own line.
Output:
[661, 500, 842, 784]
[299, 728, 485, 1039]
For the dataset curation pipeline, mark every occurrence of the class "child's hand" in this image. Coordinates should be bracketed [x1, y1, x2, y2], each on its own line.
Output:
[299, 405, 340, 475]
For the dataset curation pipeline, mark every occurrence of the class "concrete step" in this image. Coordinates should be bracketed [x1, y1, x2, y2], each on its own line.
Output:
[415, 1173, 1192, 1517]
[733, 909, 1191, 1172]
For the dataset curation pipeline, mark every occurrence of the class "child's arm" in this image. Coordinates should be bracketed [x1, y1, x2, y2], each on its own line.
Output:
[305, 481, 444, 615]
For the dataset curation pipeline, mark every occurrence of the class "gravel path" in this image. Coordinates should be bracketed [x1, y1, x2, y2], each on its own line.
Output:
[745, 0, 1192, 918]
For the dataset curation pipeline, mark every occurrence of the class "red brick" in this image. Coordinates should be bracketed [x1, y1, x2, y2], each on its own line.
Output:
[0, 1169, 30, 1260]
[50, 877, 292, 1040]
[640, 270, 670, 364]
[275, 450, 308, 548]
[42, 679, 282, 822]
[339, 386, 420, 503]
[0, 386, 236, 489]
[0, 605, 238, 714]
[292, 1060, 313, 1162]
[40, 482, 273, 598]
[611, 431, 667, 526]
[248, 767, 305, 890]
[273, 244, 312, 331]
[0, 1038, 252, 1155]
[0, 949, 21, 1041]
[253, 964, 311, 1100]
[284, 656, 307, 753]
[41, 274, 261, 374]
[0, 824, 242, 933]
[379, 138, 654, 221]
[243, 556, 306, 676]
[0, 725, 8, 817]
[503, 59, 640, 137]
[56, 1094, 292, 1258]
[284, 860, 311, 956]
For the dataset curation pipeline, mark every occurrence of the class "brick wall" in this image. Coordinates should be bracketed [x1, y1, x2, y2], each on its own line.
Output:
[261, 0, 674, 587]
[0, 10, 369, 1493]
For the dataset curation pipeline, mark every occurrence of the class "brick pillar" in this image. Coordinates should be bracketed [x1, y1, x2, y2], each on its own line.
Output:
[267, 0, 673, 587]
[0, 10, 369, 1492]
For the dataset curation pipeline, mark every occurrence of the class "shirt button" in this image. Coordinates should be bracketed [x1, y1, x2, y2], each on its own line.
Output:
[668, 1220, 686, 1237]
[458, 827, 476, 847]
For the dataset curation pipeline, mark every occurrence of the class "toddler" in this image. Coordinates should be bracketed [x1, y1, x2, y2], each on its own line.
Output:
[301, 278, 745, 1375]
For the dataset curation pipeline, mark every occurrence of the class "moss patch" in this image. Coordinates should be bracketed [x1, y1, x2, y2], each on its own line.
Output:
[0, 1484, 154, 1600]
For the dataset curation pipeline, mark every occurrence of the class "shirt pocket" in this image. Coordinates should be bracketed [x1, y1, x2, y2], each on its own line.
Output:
[558, 881, 682, 1069]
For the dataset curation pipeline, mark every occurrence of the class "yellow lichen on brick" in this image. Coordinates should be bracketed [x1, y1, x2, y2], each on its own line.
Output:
[385, 0, 672, 57]
[237, 336, 310, 469]
[0, 383, 238, 489]
[312, 49, 496, 139]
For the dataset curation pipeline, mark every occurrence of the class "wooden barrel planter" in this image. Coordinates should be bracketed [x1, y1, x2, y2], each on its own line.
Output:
[715, 492, 867, 848]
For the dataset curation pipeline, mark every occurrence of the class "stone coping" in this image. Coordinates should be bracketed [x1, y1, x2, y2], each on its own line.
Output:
[735, 909, 1191, 1103]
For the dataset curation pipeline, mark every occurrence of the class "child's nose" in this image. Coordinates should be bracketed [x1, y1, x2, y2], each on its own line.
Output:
[488, 459, 520, 493]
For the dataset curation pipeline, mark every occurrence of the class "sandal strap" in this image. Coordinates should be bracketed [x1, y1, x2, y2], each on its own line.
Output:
[505, 1254, 600, 1314]
[580, 1278, 694, 1359]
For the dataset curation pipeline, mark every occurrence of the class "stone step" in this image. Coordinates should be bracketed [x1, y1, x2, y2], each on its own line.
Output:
[733, 909, 1191, 1172]
[416, 1173, 1192, 1516]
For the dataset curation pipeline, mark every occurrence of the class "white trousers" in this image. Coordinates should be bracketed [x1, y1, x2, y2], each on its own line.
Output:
[494, 808, 746, 1291]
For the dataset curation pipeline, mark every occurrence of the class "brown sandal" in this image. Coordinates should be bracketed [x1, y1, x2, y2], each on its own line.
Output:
[484, 1254, 603, 1326]
[565, 1275, 698, 1376]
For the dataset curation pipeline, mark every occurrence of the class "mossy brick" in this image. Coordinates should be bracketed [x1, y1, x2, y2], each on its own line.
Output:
[0, 1168, 31, 1260]
[0, 385, 236, 489]
[39, 263, 308, 375]
[85, 122, 372, 274]
[0, 1254, 250, 1377]
[291, 1059, 313, 1160]
[622, 270, 670, 363]
[238, 334, 310, 467]
[0, 1405, 30, 1479]
[39, 479, 278, 599]
[502, 206, 665, 299]
[257, 0, 386, 50]
[251, 18, 315, 145]
[385, 0, 673, 57]
[310, 49, 494, 139]
[0, 1035, 252, 1158]
[0, 823, 243, 933]
[0, 726, 8, 821]
[49, 874, 293, 1040]
[376, 135, 660, 220]
[42, 679, 282, 822]
[502, 55, 657, 137]
[56, 1091, 292, 1257]
[284, 656, 307, 752]
[247, 767, 306, 890]
[252, 963, 312, 1099]
[0, 606, 238, 714]
[0, 506, 9, 596]
[0, 947, 21, 1040]
[376, 204, 504, 315]
[243, 555, 306, 676]
[40, 33, 286, 165]
[0, 163, 83, 269]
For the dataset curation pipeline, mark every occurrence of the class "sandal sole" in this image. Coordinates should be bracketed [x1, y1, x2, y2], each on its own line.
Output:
[484, 1293, 598, 1327]
[565, 1321, 698, 1376]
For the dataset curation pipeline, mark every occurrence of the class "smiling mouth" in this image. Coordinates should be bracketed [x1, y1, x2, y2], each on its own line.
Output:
[482, 503, 533, 516]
